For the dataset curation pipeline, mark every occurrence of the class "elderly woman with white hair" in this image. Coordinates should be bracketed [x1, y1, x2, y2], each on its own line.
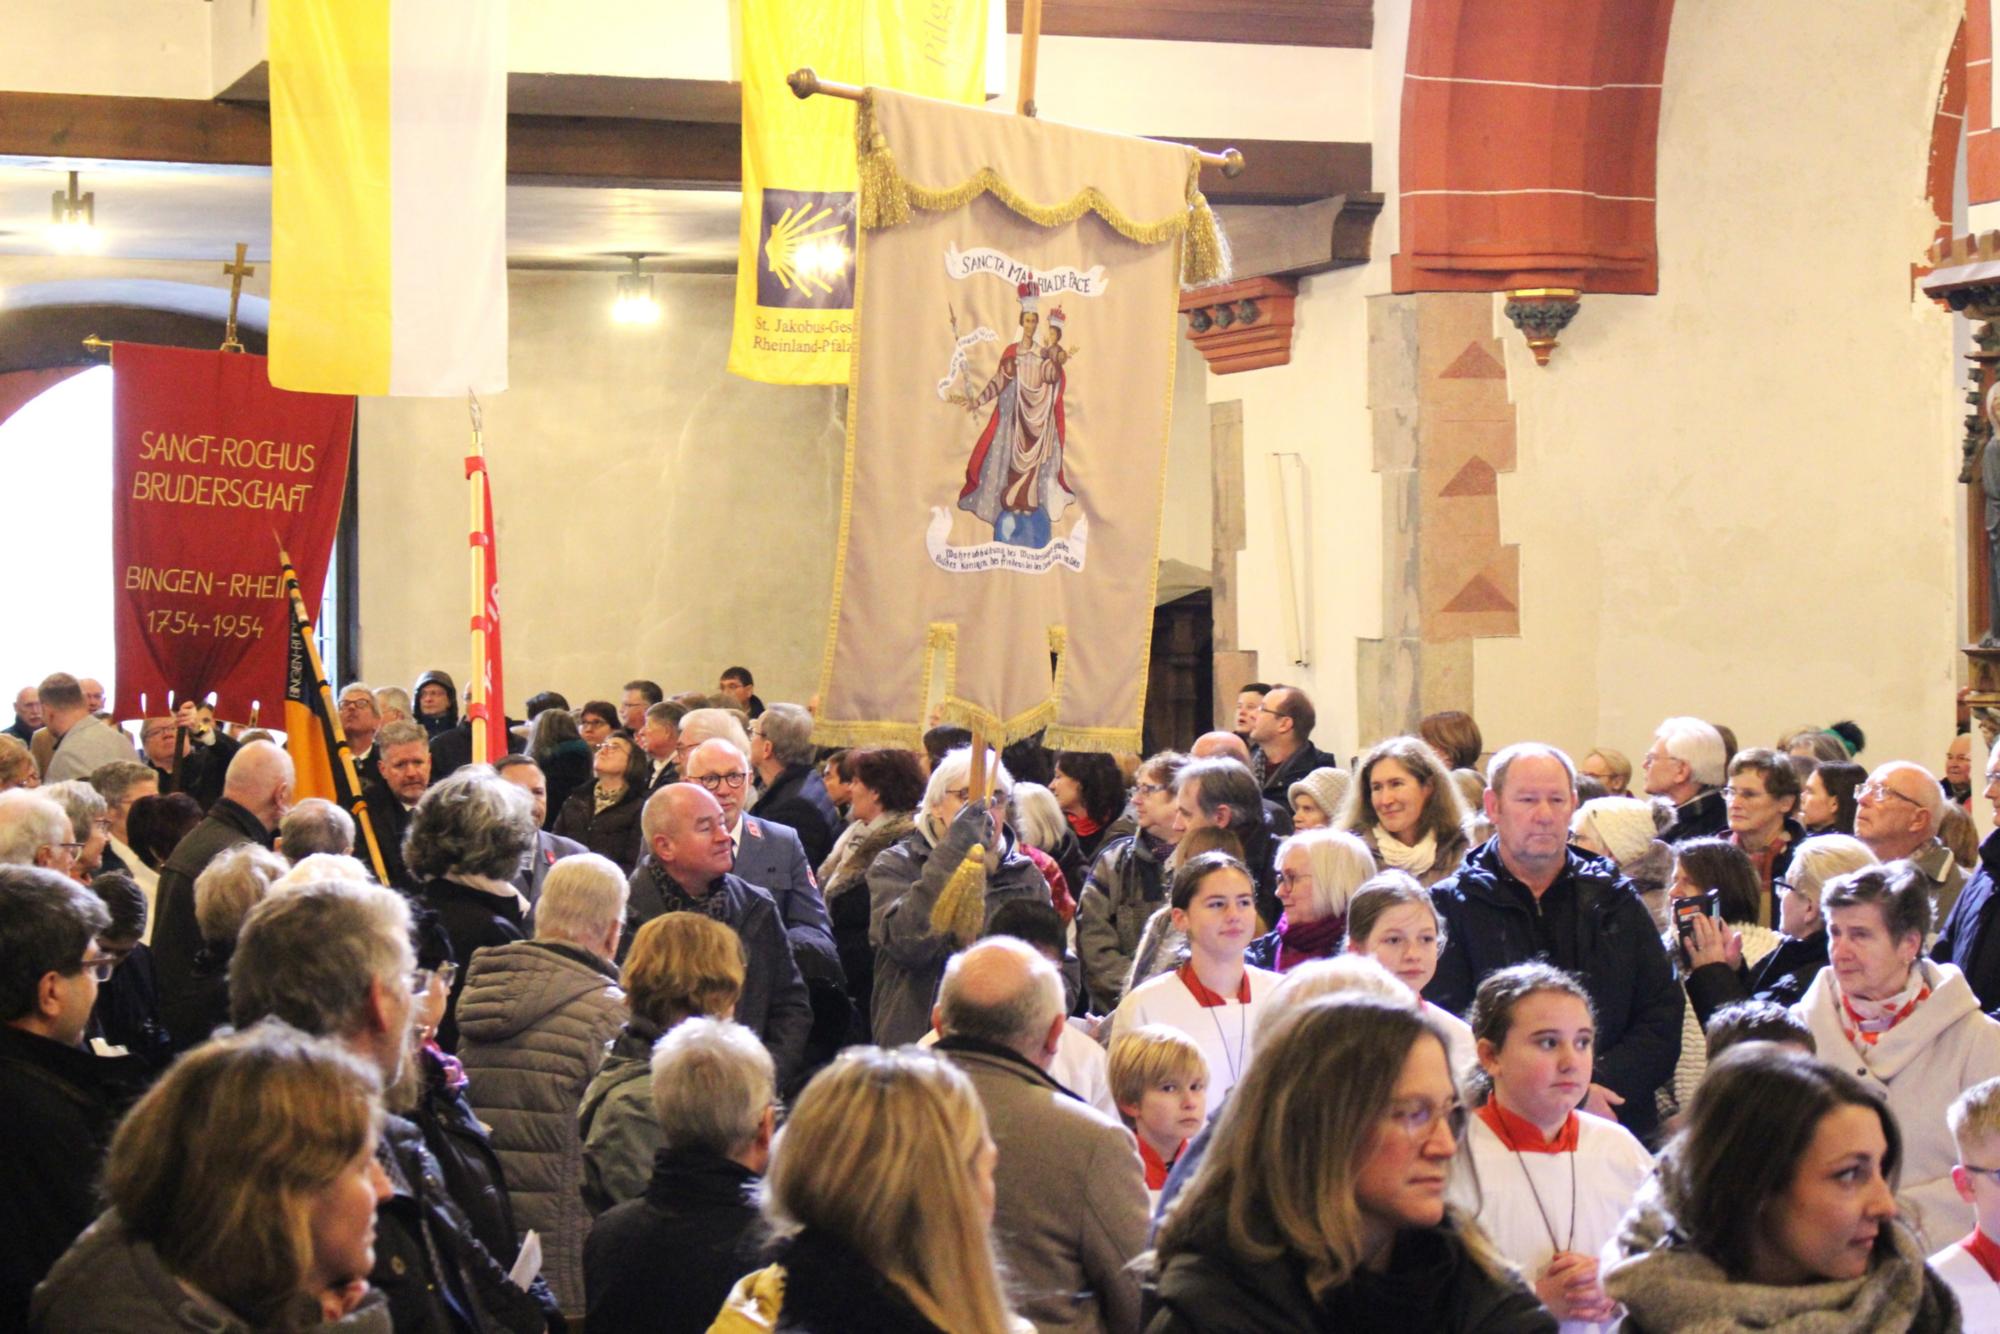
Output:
[866, 746, 1048, 1047]
[1243, 828, 1375, 973]
[405, 767, 540, 1051]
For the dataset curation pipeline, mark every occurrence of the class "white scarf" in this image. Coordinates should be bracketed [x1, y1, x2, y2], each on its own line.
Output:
[1376, 828, 1438, 875]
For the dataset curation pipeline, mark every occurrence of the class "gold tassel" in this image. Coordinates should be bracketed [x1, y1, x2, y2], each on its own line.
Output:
[856, 96, 909, 230]
[930, 843, 989, 944]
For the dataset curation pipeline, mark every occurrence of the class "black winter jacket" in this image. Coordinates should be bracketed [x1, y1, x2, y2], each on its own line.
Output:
[553, 784, 645, 874]
[1429, 838, 1682, 1141]
[1687, 930, 1829, 1029]
[150, 797, 272, 1047]
[584, 1148, 764, 1334]
[418, 877, 528, 1053]
[413, 1044, 520, 1269]
[373, 1113, 559, 1334]
[750, 764, 841, 870]
[0, 1027, 146, 1328]
[771, 1230, 947, 1334]
[1935, 826, 2000, 1012]
[1145, 1212, 1554, 1334]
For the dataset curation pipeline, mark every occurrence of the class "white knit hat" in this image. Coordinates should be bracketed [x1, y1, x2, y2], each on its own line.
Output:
[1289, 766, 1351, 823]
[1573, 797, 1661, 868]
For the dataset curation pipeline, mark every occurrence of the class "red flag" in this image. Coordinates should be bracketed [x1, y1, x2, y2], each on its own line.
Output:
[466, 450, 506, 763]
[110, 344, 352, 722]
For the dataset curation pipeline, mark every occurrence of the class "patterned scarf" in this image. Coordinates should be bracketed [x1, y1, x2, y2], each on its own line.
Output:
[1837, 964, 1931, 1053]
[646, 860, 731, 921]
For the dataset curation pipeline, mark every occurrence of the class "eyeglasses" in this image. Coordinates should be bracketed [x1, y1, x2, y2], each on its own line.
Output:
[71, 953, 119, 982]
[1134, 782, 1170, 798]
[409, 962, 458, 995]
[142, 726, 175, 740]
[43, 841, 84, 860]
[694, 771, 749, 791]
[1719, 786, 1768, 801]
[943, 787, 972, 803]
[1275, 868, 1314, 888]
[594, 741, 627, 753]
[1384, 1096, 1467, 1141]
[1856, 781, 1922, 807]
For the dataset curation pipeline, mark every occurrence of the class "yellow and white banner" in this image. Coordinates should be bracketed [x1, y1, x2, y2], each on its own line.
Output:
[814, 90, 1225, 753]
[268, 0, 508, 397]
[729, 0, 991, 386]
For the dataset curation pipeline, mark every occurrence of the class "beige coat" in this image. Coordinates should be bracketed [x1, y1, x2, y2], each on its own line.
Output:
[937, 1041, 1150, 1334]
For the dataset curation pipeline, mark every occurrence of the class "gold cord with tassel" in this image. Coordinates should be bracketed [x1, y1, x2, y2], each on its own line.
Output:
[930, 842, 989, 944]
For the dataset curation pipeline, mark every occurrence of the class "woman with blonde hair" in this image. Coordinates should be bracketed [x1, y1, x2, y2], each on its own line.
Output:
[1338, 737, 1473, 888]
[32, 1021, 392, 1332]
[715, 1046, 1026, 1334]
[1147, 995, 1548, 1331]
[580, 912, 746, 1211]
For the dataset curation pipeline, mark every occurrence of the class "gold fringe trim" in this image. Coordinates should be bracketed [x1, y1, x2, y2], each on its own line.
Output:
[856, 93, 1227, 286]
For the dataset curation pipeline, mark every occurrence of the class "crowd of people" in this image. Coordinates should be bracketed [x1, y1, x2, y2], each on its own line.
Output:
[8, 664, 2000, 1331]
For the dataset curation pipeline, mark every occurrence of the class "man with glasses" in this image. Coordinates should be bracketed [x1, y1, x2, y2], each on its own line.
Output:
[1855, 760, 1963, 935]
[1245, 685, 1335, 809]
[137, 716, 178, 789]
[0, 865, 130, 1327]
[337, 682, 384, 787]
[229, 878, 562, 1331]
[1643, 716, 1730, 844]
[682, 736, 836, 971]
[626, 783, 810, 1087]
[0, 789, 81, 875]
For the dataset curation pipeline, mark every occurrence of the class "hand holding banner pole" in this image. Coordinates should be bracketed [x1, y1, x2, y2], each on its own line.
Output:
[277, 538, 390, 886]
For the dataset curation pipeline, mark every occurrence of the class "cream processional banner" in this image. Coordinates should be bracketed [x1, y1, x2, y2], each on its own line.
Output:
[814, 88, 1226, 753]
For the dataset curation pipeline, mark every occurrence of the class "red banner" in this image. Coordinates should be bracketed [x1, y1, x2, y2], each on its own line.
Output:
[112, 344, 354, 724]
[467, 449, 506, 762]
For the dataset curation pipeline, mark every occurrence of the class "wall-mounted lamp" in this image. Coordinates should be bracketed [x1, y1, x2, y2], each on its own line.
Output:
[49, 170, 98, 253]
[612, 255, 659, 325]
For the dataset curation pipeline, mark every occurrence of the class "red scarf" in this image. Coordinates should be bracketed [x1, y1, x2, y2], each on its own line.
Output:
[1274, 910, 1347, 972]
[1066, 810, 1102, 840]
[1963, 1229, 2000, 1284]
[1476, 1098, 1579, 1154]
[1137, 1136, 1184, 1190]
[1729, 829, 1788, 929]
[1177, 963, 1252, 1007]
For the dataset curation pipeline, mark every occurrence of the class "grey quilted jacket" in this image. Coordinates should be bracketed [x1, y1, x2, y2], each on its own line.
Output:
[456, 938, 627, 1312]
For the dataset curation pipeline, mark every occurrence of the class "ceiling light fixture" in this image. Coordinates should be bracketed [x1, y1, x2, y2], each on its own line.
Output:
[612, 254, 659, 325]
[48, 170, 98, 253]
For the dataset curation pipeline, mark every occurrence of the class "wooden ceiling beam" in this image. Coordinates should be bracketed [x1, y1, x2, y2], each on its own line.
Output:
[0, 91, 1367, 203]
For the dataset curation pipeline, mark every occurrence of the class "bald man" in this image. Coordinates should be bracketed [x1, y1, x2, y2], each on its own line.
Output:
[933, 938, 1148, 1333]
[682, 736, 835, 969]
[626, 783, 810, 1086]
[149, 740, 294, 1048]
[1857, 760, 1965, 930]
[1190, 731, 1293, 837]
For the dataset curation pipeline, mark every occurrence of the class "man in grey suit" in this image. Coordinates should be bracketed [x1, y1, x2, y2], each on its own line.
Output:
[39, 674, 137, 784]
[495, 756, 587, 905]
[935, 938, 1148, 1334]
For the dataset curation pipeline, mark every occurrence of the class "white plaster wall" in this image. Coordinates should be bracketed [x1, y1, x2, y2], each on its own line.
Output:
[357, 271, 844, 712]
[1475, 0, 1963, 770]
[0, 0, 214, 99]
[1196, 0, 1410, 761]
[1012, 36, 1373, 142]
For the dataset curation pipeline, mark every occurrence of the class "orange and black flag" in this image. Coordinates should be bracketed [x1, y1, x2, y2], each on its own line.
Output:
[280, 547, 390, 885]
